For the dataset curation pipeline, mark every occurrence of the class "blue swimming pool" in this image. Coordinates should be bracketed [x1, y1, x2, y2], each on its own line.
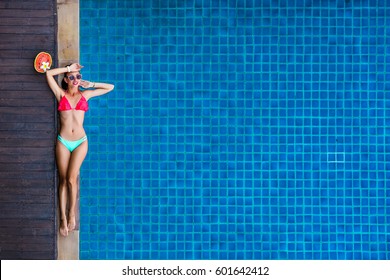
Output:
[79, 0, 390, 259]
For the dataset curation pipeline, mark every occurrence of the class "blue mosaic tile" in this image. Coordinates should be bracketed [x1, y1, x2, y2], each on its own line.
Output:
[80, 0, 389, 260]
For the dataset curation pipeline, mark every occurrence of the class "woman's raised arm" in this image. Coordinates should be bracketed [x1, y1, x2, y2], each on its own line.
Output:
[81, 80, 115, 100]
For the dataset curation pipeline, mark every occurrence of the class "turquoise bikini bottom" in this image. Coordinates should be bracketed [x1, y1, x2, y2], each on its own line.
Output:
[58, 135, 87, 152]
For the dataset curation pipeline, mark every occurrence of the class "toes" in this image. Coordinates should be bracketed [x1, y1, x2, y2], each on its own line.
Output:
[68, 217, 76, 232]
[60, 219, 68, 237]
[60, 226, 68, 237]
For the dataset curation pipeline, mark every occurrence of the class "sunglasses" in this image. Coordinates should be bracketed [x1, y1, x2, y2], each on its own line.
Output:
[67, 74, 82, 81]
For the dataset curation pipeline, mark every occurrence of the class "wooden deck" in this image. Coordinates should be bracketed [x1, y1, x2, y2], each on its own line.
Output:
[0, 0, 58, 259]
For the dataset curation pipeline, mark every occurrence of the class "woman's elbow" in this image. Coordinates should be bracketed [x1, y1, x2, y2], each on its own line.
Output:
[109, 84, 115, 91]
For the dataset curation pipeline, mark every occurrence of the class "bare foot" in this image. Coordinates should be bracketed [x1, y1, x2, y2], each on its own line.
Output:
[60, 219, 68, 237]
[68, 215, 76, 232]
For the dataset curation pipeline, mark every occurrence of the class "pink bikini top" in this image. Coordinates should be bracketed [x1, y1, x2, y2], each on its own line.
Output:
[58, 93, 89, 112]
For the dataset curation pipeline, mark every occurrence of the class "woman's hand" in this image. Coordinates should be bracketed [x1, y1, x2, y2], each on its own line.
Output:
[80, 80, 94, 88]
[69, 63, 83, 72]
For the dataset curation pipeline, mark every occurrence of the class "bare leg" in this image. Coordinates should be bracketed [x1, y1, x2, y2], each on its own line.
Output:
[67, 140, 88, 232]
[56, 140, 71, 237]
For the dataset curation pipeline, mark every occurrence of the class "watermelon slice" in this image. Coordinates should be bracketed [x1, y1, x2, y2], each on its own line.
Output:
[34, 52, 52, 73]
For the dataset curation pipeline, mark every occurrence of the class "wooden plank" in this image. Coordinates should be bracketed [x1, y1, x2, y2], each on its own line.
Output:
[0, 162, 54, 171]
[0, 250, 56, 260]
[0, 2, 54, 10]
[0, 155, 55, 164]
[0, 25, 54, 35]
[0, 25, 51, 36]
[0, 9, 53, 18]
[0, 150, 55, 163]
[0, 187, 55, 197]
[0, 146, 53, 153]
[0, 74, 53, 83]
[0, 122, 55, 131]
[0, 195, 55, 204]
[0, 49, 54, 59]
[0, 170, 54, 179]
[0, 242, 56, 252]
[0, 67, 56, 76]
[0, 34, 54, 42]
[0, 218, 55, 228]
[0, 184, 55, 194]
[0, 58, 46, 66]
[0, 17, 54, 26]
[0, 133, 55, 139]
[0, 203, 55, 219]
[0, 114, 55, 123]
[0, 128, 55, 135]
[0, 239, 56, 252]
[0, 194, 56, 205]
[0, 130, 55, 139]
[0, 82, 54, 91]
[0, 90, 54, 99]
[0, 99, 53, 109]
[0, 227, 55, 238]
[0, 138, 57, 149]
[0, 188, 54, 198]
[0, 42, 55, 50]
[0, 37, 55, 50]
[0, 124, 54, 131]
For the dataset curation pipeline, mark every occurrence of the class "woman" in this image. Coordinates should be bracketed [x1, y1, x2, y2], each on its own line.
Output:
[46, 63, 114, 237]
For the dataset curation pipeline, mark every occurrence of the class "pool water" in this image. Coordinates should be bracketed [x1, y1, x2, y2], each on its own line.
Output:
[79, 0, 390, 259]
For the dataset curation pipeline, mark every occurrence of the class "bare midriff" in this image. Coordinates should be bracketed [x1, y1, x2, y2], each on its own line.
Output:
[59, 110, 86, 140]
